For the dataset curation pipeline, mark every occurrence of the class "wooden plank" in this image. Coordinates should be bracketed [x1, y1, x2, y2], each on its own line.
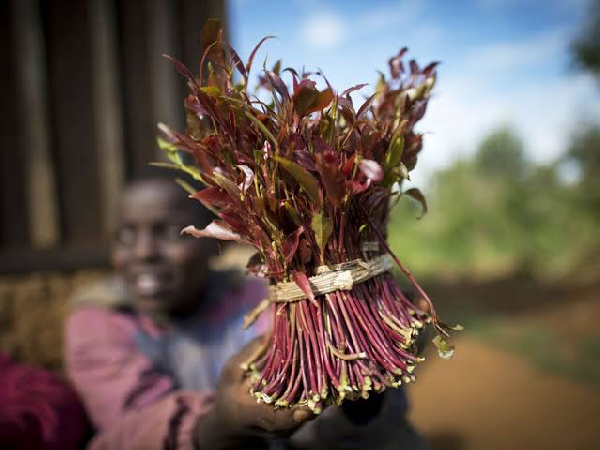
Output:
[14, 0, 60, 249]
[44, 0, 104, 244]
[150, 0, 184, 159]
[90, 0, 124, 235]
[0, 0, 30, 249]
[116, 0, 156, 178]
[0, 245, 110, 274]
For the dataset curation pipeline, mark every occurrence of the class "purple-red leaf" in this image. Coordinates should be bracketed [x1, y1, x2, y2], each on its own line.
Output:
[162, 54, 196, 85]
[282, 226, 305, 264]
[292, 270, 317, 306]
[265, 70, 290, 101]
[341, 83, 368, 97]
[357, 93, 376, 119]
[245, 35, 275, 76]
[388, 47, 408, 78]
[404, 187, 428, 219]
[317, 155, 346, 207]
[293, 84, 334, 118]
[307, 88, 334, 115]
[227, 44, 247, 78]
[190, 187, 233, 210]
[422, 61, 439, 76]
[298, 239, 312, 264]
[347, 179, 371, 195]
[409, 59, 419, 75]
[292, 87, 318, 118]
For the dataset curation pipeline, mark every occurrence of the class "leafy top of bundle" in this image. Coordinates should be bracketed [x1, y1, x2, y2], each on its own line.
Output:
[158, 19, 437, 284]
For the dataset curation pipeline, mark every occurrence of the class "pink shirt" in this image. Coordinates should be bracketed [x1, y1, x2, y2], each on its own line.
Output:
[64, 276, 267, 450]
[65, 275, 415, 450]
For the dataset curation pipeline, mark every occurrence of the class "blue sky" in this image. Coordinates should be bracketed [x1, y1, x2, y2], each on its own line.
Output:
[229, 0, 599, 185]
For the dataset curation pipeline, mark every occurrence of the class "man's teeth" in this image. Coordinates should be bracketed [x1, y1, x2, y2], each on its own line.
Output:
[137, 274, 160, 294]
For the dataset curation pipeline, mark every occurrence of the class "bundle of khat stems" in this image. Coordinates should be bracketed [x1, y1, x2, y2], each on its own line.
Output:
[158, 20, 461, 414]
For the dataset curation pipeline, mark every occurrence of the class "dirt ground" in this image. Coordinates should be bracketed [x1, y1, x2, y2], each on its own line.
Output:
[0, 267, 598, 449]
[407, 276, 600, 450]
[409, 337, 600, 450]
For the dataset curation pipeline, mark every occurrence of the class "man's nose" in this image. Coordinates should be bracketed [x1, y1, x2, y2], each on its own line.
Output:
[134, 229, 160, 261]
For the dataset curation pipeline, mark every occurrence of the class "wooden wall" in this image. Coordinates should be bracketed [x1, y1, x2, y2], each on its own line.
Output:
[0, 0, 227, 273]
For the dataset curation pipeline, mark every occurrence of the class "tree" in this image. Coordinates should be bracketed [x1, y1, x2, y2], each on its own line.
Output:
[474, 127, 527, 180]
[567, 124, 600, 214]
[571, 0, 600, 80]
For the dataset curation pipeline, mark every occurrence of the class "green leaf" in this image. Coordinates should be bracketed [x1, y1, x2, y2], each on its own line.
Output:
[245, 110, 278, 148]
[311, 212, 333, 255]
[386, 135, 405, 167]
[156, 137, 183, 165]
[213, 171, 241, 199]
[432, 335, 455, 360]
[175, 178, 197, 195]
[383, 134, 404, 186]
[275, 156, 320, 204]
[200, 86, 221, 97]
[398, 163, 410, 180]
[150, 162, 180, 171]
[168, 151, 182, 166]
[157, 136, 177, 151]
[375, 72, 386, 101]
[149, 162, 204, 183]
[285, 201, 303, 226]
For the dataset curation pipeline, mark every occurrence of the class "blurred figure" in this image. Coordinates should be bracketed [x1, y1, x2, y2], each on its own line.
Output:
[0, 352, 90, 450]
[65, 177, 427, 449]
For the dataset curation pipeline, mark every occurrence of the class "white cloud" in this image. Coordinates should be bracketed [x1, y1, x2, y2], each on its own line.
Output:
[298, 1, 428, 50]
[356, 0, 425, 31]
[402, 23, 600, 186]
[413, 71, 600, 186]
[463, 28, 569, 72]
[301, 12, 346, 49]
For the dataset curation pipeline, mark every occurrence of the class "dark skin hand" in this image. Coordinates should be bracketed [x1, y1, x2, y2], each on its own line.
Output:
[194, 336, 315, 449]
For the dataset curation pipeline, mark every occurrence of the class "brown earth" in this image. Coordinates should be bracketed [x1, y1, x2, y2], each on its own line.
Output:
[409, 337, 600, 450]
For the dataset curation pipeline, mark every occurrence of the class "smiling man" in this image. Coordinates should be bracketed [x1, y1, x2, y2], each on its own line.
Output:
[64, 177, 311, 449]
[111, 178, 218, 322]
[65, 176, 426, 449]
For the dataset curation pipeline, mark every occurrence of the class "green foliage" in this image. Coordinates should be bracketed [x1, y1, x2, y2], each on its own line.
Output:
[474, 127, 527, 180]
[388, 126, 600, 279]
[571, 0, 600, 80]
[566, 124, 600, 215]
[311, 212, 333, 256]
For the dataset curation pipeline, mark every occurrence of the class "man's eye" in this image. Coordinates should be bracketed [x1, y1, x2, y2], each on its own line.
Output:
[156, 224, 184, 242]
[115, 227, 136, 246]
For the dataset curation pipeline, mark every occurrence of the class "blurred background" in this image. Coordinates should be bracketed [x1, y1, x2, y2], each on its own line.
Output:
[1, 0, 598, 449]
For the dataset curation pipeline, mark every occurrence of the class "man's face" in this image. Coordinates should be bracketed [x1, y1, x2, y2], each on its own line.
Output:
[112, 180, 215, 319]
